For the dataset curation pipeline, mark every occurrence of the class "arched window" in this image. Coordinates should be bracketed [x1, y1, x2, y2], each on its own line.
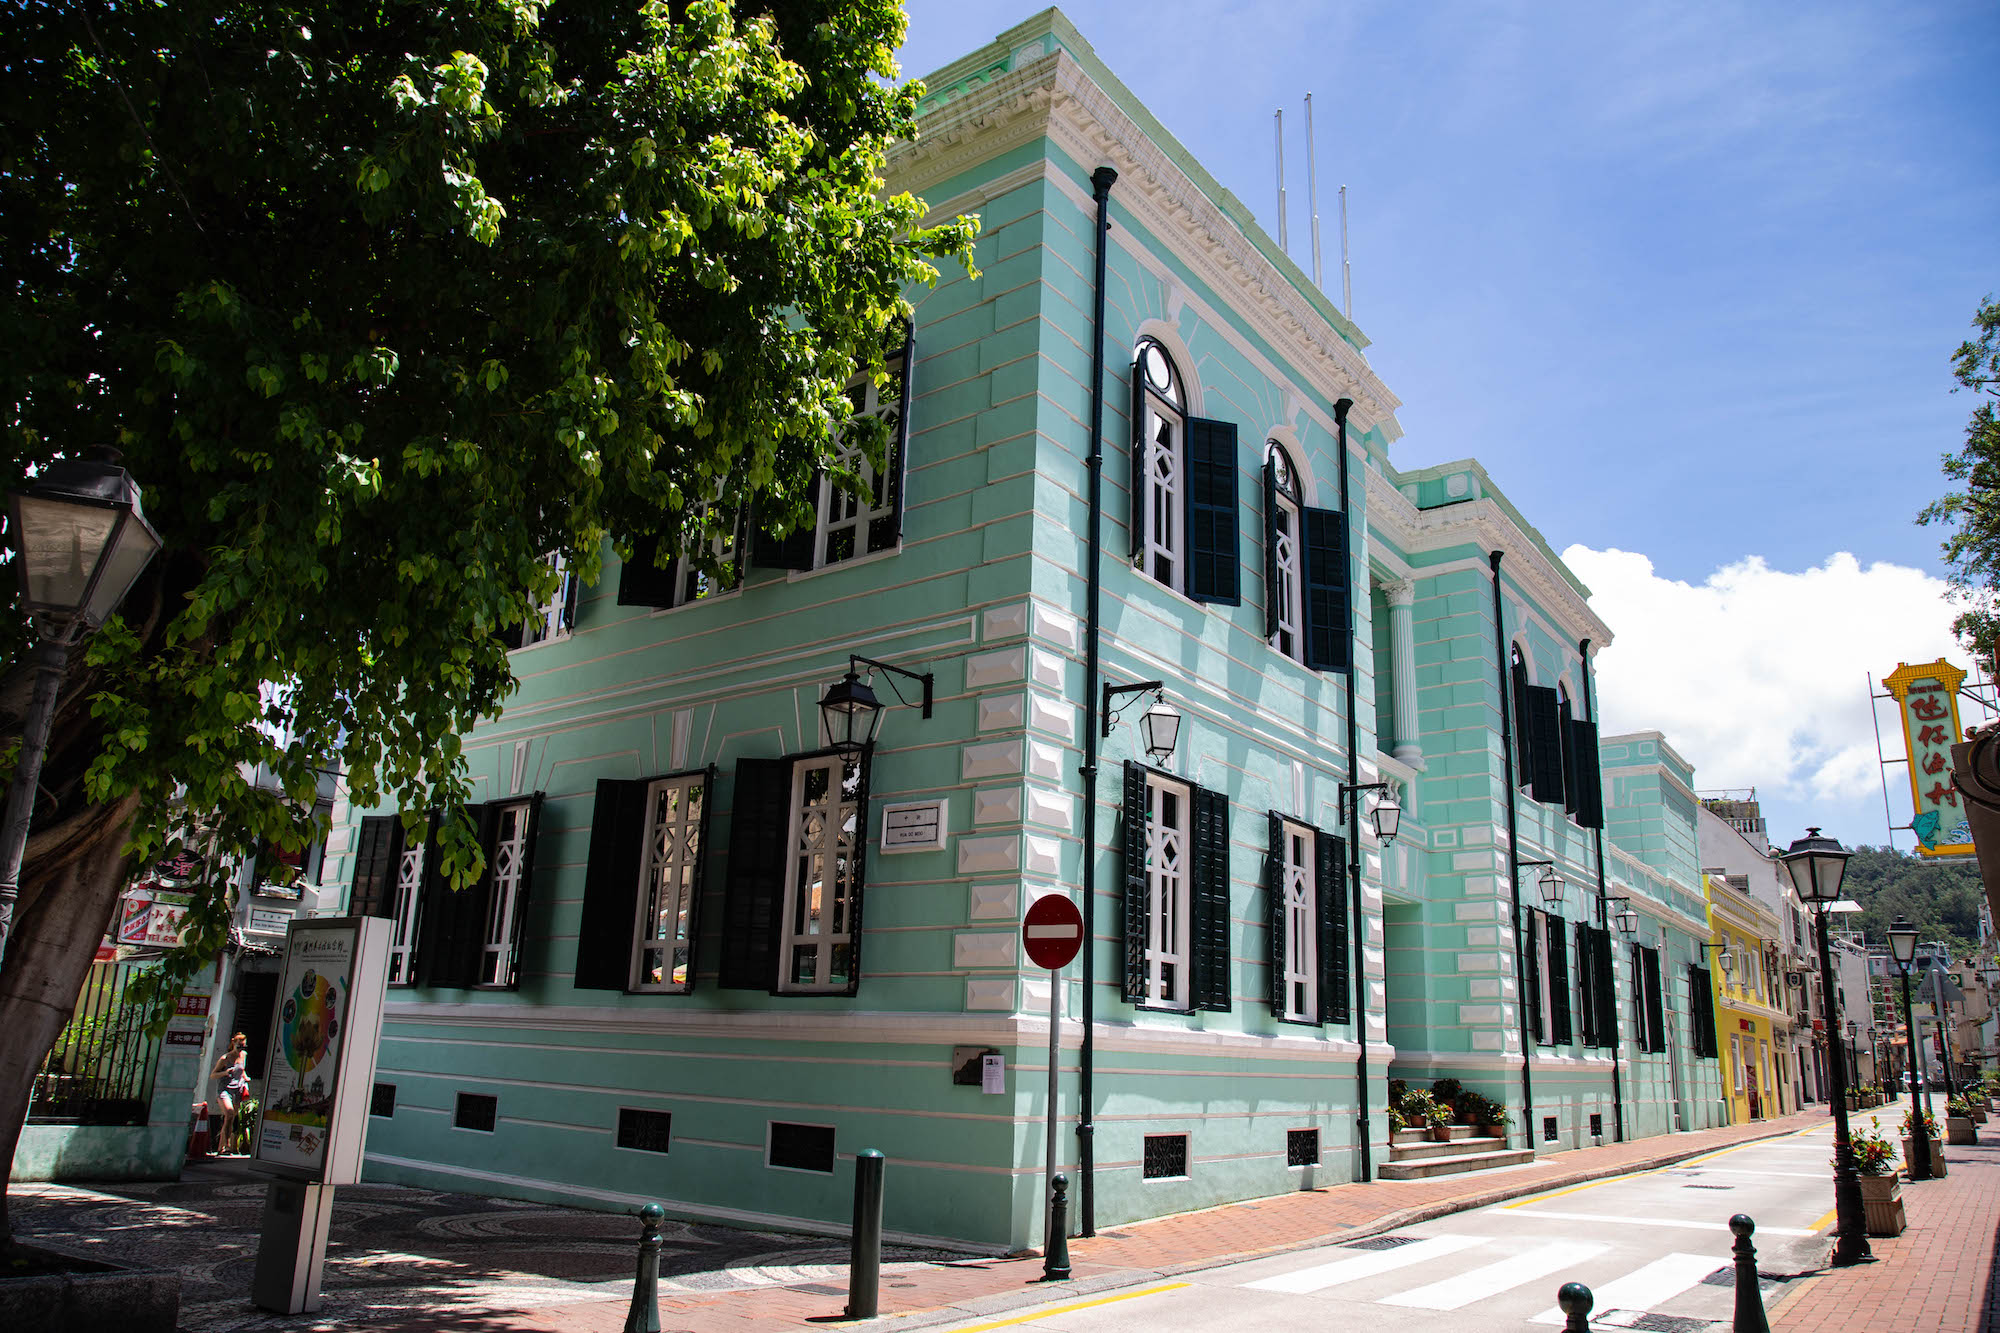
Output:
[1132, 337, 1187, 589]
[1265, 441, 1304, 659]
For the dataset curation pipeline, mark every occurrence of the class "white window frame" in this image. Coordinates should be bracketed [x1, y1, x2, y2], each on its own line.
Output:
[515, 551, 573, 649]
[1533, 910, 1556, 1045]
[777, 753, 863, 994]
[1278, 819, 1317, 1022]
[628, 773, 708, 992]
[476, 800, 533, 987]
[1141, 772, 1193, 1010]
[812, 362, 903, 571]
[1268, 443, 1305, 661]
[387, 826, 425, 986]
[1135, 339, 1186, 593]
[666, 520, 740, 610]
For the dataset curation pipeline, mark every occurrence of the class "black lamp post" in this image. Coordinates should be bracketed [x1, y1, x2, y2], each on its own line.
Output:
[1846, 1020, 1860, 1110]
[1337, 778, 1403, 1182]
[818, 655, 934, 757]
[0, 453, 161, 966]
[1889, 917, 1932, 1180]
[1779, 827, 1871, 1267]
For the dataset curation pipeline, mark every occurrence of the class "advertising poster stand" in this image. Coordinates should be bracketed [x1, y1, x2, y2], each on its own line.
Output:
[248, 915, 391, 1314]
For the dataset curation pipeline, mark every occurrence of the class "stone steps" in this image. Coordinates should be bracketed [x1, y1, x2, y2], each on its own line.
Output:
[1377, 1146, 1539, 1180]
[1388, 1134, 1513, 1161]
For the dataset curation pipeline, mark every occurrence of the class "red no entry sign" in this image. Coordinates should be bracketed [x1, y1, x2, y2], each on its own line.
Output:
[1022, 894, 1084, 970]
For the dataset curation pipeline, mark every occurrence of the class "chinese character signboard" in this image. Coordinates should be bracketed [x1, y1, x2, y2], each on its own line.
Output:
[1885, 658, 1975, 858]
[116, 887, 192, 947]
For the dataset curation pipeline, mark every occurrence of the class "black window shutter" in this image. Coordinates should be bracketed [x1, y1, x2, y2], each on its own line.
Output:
[1262, 458, 1282, 640]
[1642, 946, 1666, 1053]
[1575, 921, 1598, 1048]
[1559, 696, 1578, 814]
[574, 779, 651, 991]
[1191, 784, 1232, 1012]
[1265, 813, 1288, 1020]
[559, 567, 580, 635]
[1524, 907, 1544, 1045]
[1594, 927, 1617, 1049]
[418, 805, 492, 989]
[751, 483, 818, 571]
[1548, 918, 1572, 1045]
[1128, 359, 1147, 560]
[1120, 761, 1148, 1004]
[1317, 830, 1350, 1025]
[1697, 965, 1718, 1058]
[1525, 687, 1565, 803]
[872, 325, 915, 552]
[719, 757, 794, 991]
[839, 750, 874, 997]
[1300, 507, 1351, 672]
[348, 815, 400, 918]
[1511, 658, 1533, 789]
[1569, 718, 1605, 829]
[1630, 943, 1646, 1046]
[617, 534, 679, 608]
[497, 619, 525, 651]
[1183, 418, 1240, 606]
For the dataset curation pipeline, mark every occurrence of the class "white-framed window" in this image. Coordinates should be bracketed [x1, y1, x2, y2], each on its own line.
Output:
[814, 364, 903, 569]
[477, 801, 534, 987]
[513, 551, 575, 648]
[1133, 337, 1186, 592]
[778, 753, 864, 993]
[387, 824, 425, 986]
[1267, 442, 1304, 660]
[1141, 771, 1193, 1010]
[1277, 819, 1317, 1022]
[630, 773, 708, 992]
[1533, 911, 1556, 1044]
[669, 517, 739, 609]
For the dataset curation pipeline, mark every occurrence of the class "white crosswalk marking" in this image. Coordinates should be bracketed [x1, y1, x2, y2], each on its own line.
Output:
[1379, 1239, 1608, 1310]
[1242, 1234, 1490, 1294]
[1528, 1252, 1723, 1325]
[1502, 1208, 1815, 1236]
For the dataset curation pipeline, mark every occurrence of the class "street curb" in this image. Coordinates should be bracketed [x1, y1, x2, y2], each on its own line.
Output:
[849, 1113, 1828, 1332]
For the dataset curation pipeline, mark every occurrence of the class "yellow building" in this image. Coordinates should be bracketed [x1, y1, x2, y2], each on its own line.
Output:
[1706, 871, 1792, 1123]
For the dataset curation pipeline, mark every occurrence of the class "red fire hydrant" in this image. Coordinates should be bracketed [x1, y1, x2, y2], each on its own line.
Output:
[188, 1100, 211, 1160]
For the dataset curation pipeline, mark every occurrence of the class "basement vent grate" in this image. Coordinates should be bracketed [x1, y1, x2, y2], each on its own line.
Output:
[1341, 1234, 1424, 1251]
[1626, 1316, 1715, 1333]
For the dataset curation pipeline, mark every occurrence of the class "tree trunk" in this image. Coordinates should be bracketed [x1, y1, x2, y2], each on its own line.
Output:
[0, 793, 140, 1248]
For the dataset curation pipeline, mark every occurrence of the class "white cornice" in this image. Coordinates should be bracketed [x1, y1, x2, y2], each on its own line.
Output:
[1366, 470, 1613, 646]
[889, 50, 1402, 434]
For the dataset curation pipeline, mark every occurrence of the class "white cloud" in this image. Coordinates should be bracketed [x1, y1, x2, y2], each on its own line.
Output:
[1562, 547, 1966, 805]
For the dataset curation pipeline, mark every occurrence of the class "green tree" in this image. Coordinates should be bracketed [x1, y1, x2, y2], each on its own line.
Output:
[1841, 846, 1986, 960]
[0, 0, 973, 1243]
[1920, 295, 2000, 663]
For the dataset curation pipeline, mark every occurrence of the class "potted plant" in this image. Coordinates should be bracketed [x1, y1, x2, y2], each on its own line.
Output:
[1846, 1119, 1905, 1236]
[1425, 1097, 1456, 1142]
[1396, 1088, 1438, 1139]
[1902, 1106, 1947, 1178]
[1946, 1096, 1979, 1144]
[1431, 1079, 1466, 1121]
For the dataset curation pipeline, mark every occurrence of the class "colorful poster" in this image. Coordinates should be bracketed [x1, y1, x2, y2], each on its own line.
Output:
[256, 926, 355, 1175]
[115, 887, 191, 947]
[1884, 659, 1976, 858]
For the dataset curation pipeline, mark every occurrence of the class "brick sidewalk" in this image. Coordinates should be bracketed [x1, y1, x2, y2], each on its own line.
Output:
[1772, 1118, 2000, 1333]
[358, 1107, 1830, 1333]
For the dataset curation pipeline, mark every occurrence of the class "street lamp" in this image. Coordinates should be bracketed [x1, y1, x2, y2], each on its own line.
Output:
[1846, 1020, 1860, 1107]
[1338, 781, 1403, 845]
[1101, 680, 1180, 764]
[818, 655, 934, 757]
[1778, 826, 1870, 1267]
[1889, 916, 1932, 1181]
[1516, 859, 1565, 910]
[0, 453, 162, 964]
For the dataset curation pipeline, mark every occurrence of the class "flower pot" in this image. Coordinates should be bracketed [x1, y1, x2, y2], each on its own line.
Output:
[1429, 1124, 1453, 1142]
[1476, 1122, 1505, 1140]
[1903, 1136, 1949, 1178]
[1973, 1108, 1988, 1125]
[1947, 1116, 1978, 1145]
[1857, 1174, 1906, 1236]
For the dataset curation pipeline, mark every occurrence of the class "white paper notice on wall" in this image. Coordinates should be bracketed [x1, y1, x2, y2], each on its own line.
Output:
[981, 1053, 1005, 1094]
[879, 798, 948, 853]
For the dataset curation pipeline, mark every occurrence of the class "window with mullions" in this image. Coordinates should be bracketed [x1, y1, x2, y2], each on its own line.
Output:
[716, 750, 874, 996]
[753, 329, 915, 574]
[353, 801, 546, 991]
[573, 768, 715, 996]
[502, 552, 578, 650]
[1132, 338, 1187, 590]
[1264, 814, 1350, 1025]
[617, 501, 747, 612]
[1265, 443, 1305, 660]
[1121, 762, 1232, 1014]
[387, 821, 426, 986]
[477, 800, 534, 987]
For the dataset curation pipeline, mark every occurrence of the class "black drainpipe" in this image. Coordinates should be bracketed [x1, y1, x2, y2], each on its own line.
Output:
[1578, 636, 1624, 1142]
[1490, 551, 1535, 1147]
[1335, 398, 1370, 1183]
[1076, 163, 1117, 1237]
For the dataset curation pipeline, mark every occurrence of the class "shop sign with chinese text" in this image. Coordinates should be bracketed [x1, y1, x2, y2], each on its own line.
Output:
[1884, 658, 1975, 857]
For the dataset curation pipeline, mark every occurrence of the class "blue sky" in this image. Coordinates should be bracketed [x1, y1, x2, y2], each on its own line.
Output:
[896, 2, 2000, 854]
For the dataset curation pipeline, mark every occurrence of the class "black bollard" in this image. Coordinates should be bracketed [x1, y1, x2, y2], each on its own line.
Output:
[847, 1149, 886, 1319]
[1730, 1214, 1770, 1333]
[623, 1203, 664, 1333]
[1556, 1281, 1593, 1332]
[1043, 1174, 1073, 1281]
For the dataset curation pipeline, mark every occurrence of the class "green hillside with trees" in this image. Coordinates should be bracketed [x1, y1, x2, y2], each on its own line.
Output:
[1840, 845, 1989, 960]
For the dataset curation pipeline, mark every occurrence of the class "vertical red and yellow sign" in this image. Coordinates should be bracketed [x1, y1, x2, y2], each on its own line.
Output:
[1883, 659, 1974, 857]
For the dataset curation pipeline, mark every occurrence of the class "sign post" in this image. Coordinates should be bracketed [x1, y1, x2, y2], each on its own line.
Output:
[1023, 894, 1084, 1266]
[249, 915, 391, 1314]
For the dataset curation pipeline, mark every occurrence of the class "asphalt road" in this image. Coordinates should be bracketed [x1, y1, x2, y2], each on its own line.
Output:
[945, 1118, 1855, 1333]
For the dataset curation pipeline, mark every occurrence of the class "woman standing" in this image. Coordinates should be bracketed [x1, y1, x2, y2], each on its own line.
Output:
[210, 1033, 252, 1155]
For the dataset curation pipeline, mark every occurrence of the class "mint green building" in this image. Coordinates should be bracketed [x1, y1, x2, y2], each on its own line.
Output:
[323, 9, 1721, 1250]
